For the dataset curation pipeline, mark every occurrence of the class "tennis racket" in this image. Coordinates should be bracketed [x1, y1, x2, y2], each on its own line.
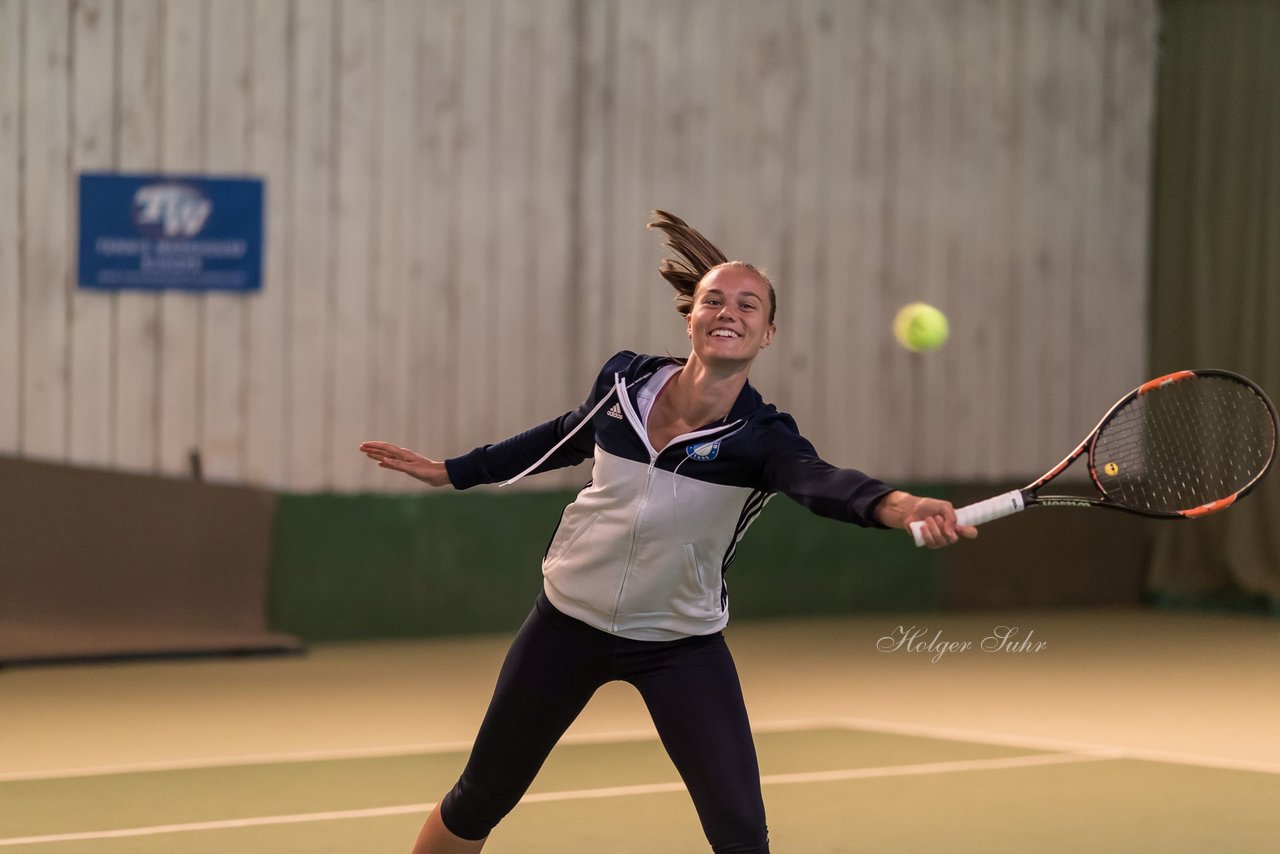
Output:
[910, 369, 1278, 547]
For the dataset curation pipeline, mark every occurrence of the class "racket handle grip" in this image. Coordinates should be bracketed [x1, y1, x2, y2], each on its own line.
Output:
[909, 490, 1026, 547]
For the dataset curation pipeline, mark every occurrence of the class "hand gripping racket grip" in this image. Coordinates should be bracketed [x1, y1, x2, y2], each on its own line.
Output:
[909, 490, 1026, 547]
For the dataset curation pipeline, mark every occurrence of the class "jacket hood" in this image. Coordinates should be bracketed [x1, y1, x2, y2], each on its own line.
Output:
[617, 352, 768, 429]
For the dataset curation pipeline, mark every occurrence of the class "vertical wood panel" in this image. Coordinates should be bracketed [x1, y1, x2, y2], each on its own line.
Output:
[68, 0, 117, 465]
[786, 0, 828, 448]
[1068, 0, 1107, 434]
[370, 0, 414, 471]
[913, 0, 959, 476]
[453, 0, 498, 458]
[762, 1, 803, 413]
[113, 0, 162, 471]
[635, 0, 667, 356]
[1111, 0, 1157, 384]
[330, 0, 377, 490]
[21, 0, 71, 460]
[531, 0, 578, 485]
[157, 0, 204, 476]
[495, 0, 537, 439]
[720, 0, 799, 404]
[575, 0, 614, 375]
[0, 0, 21, 452]
[652, 0, 723, 360]
[243, 0, 288, 487]
[957, 0, 1014, 479]
[1004, 0, 1047, 475]
[712, 0, 752, 328]
[287, 0, 335, 490]
[1035, 0, 1077, 465]
[879, 0, 919, 478]
[1039, 0, 1078, 461]
[980, 0, 1025, 480]
[201, 0, 250, 481]
[819, 0, 858, 468]
[920, 0, 962, 475]
[406, 0, 463, 463]
[609, 1, 656, 365]
[840, 0, 888, 472]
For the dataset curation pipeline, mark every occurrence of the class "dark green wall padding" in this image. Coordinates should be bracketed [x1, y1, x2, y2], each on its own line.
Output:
[268, 488, 948, 642]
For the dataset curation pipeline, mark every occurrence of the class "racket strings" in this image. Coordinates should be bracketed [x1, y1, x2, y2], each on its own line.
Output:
[1092, 376, 1276, 513]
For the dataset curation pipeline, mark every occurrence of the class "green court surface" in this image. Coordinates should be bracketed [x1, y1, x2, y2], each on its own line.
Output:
[3, 725, 1278, 853]
[5, 609, 1279, 852]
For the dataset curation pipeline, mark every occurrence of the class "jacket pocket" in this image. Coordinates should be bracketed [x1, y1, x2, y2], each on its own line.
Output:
[544, 509, 601, 571]
[675, 543, 720, 618]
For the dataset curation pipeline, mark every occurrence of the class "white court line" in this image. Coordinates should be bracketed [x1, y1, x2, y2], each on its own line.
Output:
[4, 714, 1278, 781]
[0, 742, 477, 783]
[0, 805, 434, 848]
[0, 751, 1108, 847]
[0, 719, 831, 782]
[822, 716, 1280, 777]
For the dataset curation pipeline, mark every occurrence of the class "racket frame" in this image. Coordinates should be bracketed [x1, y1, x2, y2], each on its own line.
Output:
[1030, 369, 1277, 518]
[909, 369, 1278, 546]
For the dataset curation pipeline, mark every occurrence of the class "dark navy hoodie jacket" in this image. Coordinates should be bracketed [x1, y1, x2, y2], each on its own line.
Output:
[446, 351, 895, 640]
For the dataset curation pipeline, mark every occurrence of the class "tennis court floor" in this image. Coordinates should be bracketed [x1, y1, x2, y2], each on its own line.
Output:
[3, 609, 1278, 852]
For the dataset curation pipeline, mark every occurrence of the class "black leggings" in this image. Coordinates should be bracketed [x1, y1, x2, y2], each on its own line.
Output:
[440, 593, 770, 853]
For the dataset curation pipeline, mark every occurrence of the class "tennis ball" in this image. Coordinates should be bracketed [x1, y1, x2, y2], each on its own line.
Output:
[893, 302, 949, 352]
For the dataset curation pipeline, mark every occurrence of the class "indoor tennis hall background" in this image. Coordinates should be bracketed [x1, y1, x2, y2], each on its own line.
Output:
[4, 0, 1280, 852]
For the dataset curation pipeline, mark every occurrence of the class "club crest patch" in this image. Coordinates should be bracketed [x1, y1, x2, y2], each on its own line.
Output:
[686, 440, 721, 461]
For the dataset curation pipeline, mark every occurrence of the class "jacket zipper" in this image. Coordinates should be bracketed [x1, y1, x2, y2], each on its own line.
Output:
[609, 375, 745, 630]
[611, 457, 656, 631]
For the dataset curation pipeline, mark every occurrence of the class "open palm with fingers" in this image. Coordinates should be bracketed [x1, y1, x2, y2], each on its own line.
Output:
[359, 441, 452, 487]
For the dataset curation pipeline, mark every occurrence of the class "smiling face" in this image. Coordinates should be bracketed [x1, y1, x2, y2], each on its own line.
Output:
[686, 264, 776, 369]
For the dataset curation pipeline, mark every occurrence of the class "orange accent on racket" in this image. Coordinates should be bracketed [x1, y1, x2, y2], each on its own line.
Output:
[1138, 370, 1195, 395]
[1180, 495, 1237, 518]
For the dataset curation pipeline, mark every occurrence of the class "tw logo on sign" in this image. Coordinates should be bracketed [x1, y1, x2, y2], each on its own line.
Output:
[133, 183, 212, 238]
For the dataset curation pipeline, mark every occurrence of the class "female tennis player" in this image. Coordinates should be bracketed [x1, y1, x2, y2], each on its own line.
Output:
[361, 211, 976, 853]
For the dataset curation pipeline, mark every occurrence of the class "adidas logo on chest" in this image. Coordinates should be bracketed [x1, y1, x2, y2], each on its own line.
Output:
[606, 402, 624, 420]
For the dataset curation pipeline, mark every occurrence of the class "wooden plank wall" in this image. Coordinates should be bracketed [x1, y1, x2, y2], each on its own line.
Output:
[0, 0, 1157, 491]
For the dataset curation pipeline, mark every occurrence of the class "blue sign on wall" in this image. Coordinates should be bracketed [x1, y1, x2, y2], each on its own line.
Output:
[78, 173, 264, 292]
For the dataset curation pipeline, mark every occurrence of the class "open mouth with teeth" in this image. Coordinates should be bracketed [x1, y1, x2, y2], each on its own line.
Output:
[710, 329, 741, 339]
